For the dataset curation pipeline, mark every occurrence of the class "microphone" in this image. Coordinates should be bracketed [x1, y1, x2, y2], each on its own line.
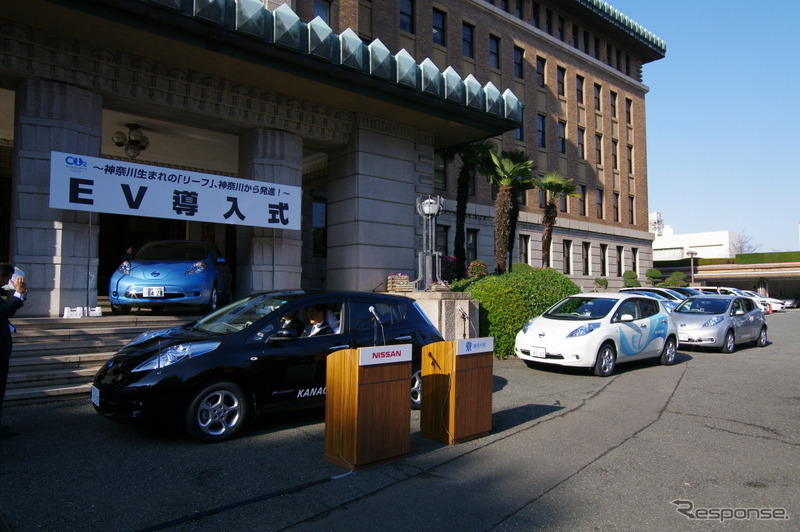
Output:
[456, 306, 468, 319]
[369, 305, 381, 321]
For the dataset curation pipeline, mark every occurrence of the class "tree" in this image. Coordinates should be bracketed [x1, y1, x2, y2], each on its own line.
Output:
[731, 231, 758, 255]
[645, 268, 663, 286]
[442, 140, 494, 279]
[535, 171, 580, 268]
[485, 150, 534, 274]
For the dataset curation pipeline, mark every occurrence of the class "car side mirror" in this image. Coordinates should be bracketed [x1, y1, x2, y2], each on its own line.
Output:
[619, 314, 635, 322]
[734, 309, 745, 316]
[269, 328, 298, 342]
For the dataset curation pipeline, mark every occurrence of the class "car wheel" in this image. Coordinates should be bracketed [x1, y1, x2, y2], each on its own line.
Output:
[202, 284, 218, 314]
[111, 304, 130, 315]
[720, 330, 736, 353]
[659, 336, 677, 365]
[410, 367, 422, 410]
[593, 343, 616, 377]
[754, 326, 768, 348]
[185, 381, 248, 443]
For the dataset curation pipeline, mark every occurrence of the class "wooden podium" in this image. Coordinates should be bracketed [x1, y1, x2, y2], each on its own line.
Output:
[325, 345, 412, 470]
[420, 338, 494, 445]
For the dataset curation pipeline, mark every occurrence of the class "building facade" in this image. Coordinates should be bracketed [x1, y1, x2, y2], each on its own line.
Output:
[0, 0, 663, 316]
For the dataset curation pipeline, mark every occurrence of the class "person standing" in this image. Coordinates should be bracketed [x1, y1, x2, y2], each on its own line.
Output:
[0, 263, 28, 438]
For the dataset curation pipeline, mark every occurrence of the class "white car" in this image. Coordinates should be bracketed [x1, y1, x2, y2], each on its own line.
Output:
[515, 293, 678, 377]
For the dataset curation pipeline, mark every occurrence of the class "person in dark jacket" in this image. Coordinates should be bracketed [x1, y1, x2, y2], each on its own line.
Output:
[0, 263, 27, 438]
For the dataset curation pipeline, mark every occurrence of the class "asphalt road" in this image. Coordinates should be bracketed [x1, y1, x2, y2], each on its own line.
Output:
[1, 311, 798, 531]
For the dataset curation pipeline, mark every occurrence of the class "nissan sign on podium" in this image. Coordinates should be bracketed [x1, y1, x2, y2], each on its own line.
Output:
[421, 338, 494, 445]
[325, 344, 413, 470]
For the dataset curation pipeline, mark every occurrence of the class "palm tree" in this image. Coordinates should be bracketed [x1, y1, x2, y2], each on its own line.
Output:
[536, 171, 581, 268]
[442, 140, 494, 279]
[485, 150, 533, 274]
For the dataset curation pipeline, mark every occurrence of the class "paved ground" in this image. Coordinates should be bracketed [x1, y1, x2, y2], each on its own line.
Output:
[1, 311, 798, 531]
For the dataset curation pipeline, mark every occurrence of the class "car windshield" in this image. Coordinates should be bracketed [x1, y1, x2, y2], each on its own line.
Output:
[674, 298, 731, 315]
[191, 293, 305, 333]
[134, 242, 208, 261]
[544, 297, 617, 320]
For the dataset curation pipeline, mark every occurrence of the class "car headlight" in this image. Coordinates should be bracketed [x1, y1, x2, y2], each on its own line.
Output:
[185, 261, 207, 275]
[117, 261, 131, 275]
[567, 323, 601, 338]
[703, 316, 724, 327]
[521, 317, 537, 333]
[132, 340, 220, 372]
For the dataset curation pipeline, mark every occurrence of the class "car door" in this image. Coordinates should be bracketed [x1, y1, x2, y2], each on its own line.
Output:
[613, 298, 651, 360]
[729, 298, 752, 342]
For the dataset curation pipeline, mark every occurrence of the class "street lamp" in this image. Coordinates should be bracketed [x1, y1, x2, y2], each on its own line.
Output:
[413, 195, 444, 290]
[686, 250, 698, 285]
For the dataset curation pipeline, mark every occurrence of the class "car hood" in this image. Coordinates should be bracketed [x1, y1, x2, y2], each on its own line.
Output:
[673, 313, 724, 328]
[129, 260, 203, 280]
[521, 316, 601, 339]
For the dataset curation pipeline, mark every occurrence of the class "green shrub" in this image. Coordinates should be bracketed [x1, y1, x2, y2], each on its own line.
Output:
[462, 268, 580, 358]
[645, 268, 662, 286]
[622, 270, 641, 287]
[594, 277, 608, 291]
[511, 262, 534, 273]
[661, 271, 688, 287]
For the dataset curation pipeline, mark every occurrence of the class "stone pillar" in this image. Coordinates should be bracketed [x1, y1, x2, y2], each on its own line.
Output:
[12, 79, 102, 316]
[236, 129, 303, 294]
[327, 116, 424, 291]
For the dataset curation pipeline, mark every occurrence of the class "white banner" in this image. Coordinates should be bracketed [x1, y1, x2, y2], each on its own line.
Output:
[456, 337, 494, 356]
[358, 344, 413, 366]
[48, 152, 301, 230]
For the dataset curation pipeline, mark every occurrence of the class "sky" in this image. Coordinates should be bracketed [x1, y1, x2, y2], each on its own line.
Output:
[604, 0, 800, 252]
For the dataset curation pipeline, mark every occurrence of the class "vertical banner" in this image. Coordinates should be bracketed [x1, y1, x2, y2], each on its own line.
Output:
[48, 152, 301, 230]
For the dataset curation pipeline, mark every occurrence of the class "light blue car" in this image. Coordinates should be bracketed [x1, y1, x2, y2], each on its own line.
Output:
[109, 240, 232, 315]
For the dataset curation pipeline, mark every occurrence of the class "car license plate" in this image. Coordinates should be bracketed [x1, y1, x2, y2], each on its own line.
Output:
[144, 286, 164, 297]
[531, 346, 546, 358]
[91, 385, 99, 407]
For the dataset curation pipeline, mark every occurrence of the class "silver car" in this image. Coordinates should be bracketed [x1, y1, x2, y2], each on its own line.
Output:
[673, 295, 767, 353]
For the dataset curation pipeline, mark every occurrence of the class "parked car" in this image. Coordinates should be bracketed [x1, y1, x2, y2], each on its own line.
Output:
[673, 295, 767, 352]
[620, 286, 687, 301]
[620, 290, 679, 312]
[729, 289, 771, 313]
[514, 292, 678, 377]
[109, 240, 233, 314]
[780, 296, 798, 309]
[667, 287, 704, 298]
[92, 290, 443, 442]
[740, 290, 784, 312]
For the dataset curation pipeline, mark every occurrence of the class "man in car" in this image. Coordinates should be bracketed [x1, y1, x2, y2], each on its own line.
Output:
[302, 305, 332, 337]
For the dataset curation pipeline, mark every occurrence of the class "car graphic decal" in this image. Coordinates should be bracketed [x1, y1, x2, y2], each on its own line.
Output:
[617, 315, 667, 357]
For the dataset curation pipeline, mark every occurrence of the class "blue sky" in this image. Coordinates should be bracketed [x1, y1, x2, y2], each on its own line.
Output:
[606, 0, 800, 252]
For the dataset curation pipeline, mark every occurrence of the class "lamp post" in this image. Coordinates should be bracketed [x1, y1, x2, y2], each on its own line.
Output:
[414, 195, 444, 290]
[686, 250, 697, 285]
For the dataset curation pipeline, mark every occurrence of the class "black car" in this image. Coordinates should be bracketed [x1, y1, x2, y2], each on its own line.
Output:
[92, 291, 443, 442]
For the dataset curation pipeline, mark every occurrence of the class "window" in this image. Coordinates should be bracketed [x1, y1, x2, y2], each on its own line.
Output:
[632, 247, 639, 274]
[436, 225, 449, 255]
[557, 121, 566, 154]
[519, 234, 530, 264]
[545, 9, 552, 34]
[628, 195, 635, 224]
[578, 184, 587, 215]
[538, 188, 545, 208]
[531, 2, 540, 28]
[594, 83, 602, 111]
[610, 91, 617, 118]
[500, 0, 509, 12]
[625, 98, 632, 124]
[595, 133, 603, 165]
[596, 188, 604, 219]
[582, 242, 591, 275]
[514, 125, 524, 141]
[625, 54, 631, 76]
[399, 0, 414, 33]
[515, 0, 522, 18]
[557, 67, 566, 96]
[513, 46, 524, 78]
[627, 145, 633, 174]
[536, 57, 546, 87]
[576, 75, 584, 104]
[466, 229, 478, 262]
[432, 8, 446, 46]
[434, 151, 446, 190]
[489, 35, 500, 69]
[613, 192, 619, 221]
[616, 246, 624, 276]
[611, 139, 618, 169]
[537, 114, 546, 148]
[606, 44, 613, 65]
[583, 30, 590, 54]
[577, 127, 585, 159]
[563, 240, 572, 274]
[600, 244, 608, 277]
[462, 23, 474, 58]
[594, 36, 600, 59]
[559, 192, 567, 213]
[571, 24, 579, 47]
[557, 16, 565, 41]
[314, 0, 331, 24]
